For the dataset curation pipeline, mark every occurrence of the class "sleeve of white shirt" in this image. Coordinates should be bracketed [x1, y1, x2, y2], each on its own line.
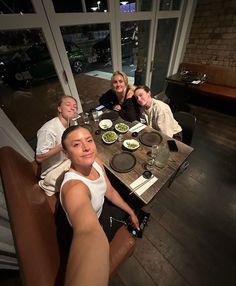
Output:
[36, 129, 57, 155]
[157, 106, 175, 137]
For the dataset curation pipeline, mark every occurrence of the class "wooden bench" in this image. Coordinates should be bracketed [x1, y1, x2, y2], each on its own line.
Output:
[178, 63, 236, 101]
[0, 146, 136, 286]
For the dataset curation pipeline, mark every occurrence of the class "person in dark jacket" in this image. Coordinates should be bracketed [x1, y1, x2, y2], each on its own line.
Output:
[99, 71, 140, 122]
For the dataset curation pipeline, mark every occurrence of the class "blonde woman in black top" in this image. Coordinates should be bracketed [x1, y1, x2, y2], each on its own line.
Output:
[99, 71, 140, 122]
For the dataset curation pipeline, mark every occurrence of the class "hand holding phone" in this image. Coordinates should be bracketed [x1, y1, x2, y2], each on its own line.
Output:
[167, 140, 178, 152]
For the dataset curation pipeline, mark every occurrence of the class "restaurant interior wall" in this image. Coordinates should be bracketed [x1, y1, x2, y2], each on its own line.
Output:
[183, 0, 236, 69]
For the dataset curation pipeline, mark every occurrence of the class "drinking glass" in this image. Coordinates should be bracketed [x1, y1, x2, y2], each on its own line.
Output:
[82, 112, 90, 124]
[151, 144, 159, 159]
[92, 110, 99, 122]
[155, 143, 170, 168]
[146, 157, 154, 171]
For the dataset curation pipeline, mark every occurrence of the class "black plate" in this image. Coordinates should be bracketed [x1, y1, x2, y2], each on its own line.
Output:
[101, 111, 119, 121]
[110, 152, 136, 173]
[139, 131, 162, 147]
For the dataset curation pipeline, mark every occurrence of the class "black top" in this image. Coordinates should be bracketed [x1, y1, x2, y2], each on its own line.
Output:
[99, 89, 140, 122]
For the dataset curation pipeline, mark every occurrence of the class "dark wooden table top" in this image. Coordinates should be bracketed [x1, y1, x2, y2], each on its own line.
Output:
[166, 72, 206, 86]
[79, 114, 194, 204]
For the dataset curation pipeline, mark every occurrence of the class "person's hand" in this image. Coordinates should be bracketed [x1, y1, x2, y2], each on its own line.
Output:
[130, 213, 140, 230]
[126, 90, 134, 99]
[113, 104, 121, 111]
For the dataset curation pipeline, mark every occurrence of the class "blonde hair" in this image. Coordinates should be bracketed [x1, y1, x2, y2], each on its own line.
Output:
[57, 95, 77, 107]
[111, 71, 128, 87]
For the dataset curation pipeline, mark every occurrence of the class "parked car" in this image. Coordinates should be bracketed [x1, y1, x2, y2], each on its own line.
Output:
[1, 41, 96, 88]
[93, 27, 138, 63]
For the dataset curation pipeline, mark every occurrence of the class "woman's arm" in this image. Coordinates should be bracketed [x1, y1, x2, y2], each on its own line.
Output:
[36, 144, 63, 163]
[99, 89, 118, 110]
[119, 96, 140, 122]
[61, 182, 110, 286]
[36, 129, 63, 163]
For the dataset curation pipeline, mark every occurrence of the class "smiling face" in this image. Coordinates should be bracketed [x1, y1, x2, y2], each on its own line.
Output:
[112, 74, 127, 94]
[134, 87, 152, 108]
[58, 96, 78, 121]
[63, 127, 97, 169]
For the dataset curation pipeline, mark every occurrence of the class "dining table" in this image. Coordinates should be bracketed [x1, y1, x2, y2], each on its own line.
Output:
[76, 111, 194, 205]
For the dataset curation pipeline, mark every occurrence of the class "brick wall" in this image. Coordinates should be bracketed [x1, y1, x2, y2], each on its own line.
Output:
[183, 0, 236, 69]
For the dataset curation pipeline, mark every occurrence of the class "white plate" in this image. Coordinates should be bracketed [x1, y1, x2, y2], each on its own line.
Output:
[102, 131, 118, 144]
[123, 139, 140, 150]
[115, 123, 129, 133]
[99, 119, 113, 130]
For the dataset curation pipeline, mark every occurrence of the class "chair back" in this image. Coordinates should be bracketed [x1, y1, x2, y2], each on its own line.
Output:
[174, 111, 196, 145]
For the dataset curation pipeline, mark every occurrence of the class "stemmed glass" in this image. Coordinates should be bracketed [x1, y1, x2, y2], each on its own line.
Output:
[145, 144, 159, 171]
[150, 144, 159, 159]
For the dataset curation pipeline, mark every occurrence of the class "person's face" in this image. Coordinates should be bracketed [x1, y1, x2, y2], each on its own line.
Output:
[58, 97, 78, 120]
[134, 88, 152, 107]
[64, 128, 97, 168]
[112, 74, 126, 94]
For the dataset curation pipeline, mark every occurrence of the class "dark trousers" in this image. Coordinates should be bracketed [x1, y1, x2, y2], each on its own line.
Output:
[99, 199, 127, 242]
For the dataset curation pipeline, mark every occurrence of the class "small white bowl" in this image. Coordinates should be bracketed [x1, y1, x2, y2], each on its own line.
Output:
[99, 119, 113, 130]
[102, 131, 118, 144]
[123, 139, 140, 150]
[115, 123, 129, 133]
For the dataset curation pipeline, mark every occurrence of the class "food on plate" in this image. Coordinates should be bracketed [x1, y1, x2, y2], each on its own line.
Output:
[99, 119, 112, 130]
[102, 131, 118, 144]
[123, 139, 140, 150]
[115, 123, 129, 133]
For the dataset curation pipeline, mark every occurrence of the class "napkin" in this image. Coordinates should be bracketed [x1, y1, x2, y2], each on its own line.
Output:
[130, 175, 158, 196]
[129, 122, 146, 133]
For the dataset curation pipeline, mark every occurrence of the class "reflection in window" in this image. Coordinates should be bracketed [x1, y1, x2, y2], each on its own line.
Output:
[159, 0, 182, 11]
[0, 29, 64, 147]
[120, 0, 152, 12]
[61, 23, 111, 75]
[121, 21, 150, 85]
[0, 0, 34, 14]
[151, 18, 178, 94]
[53, 0, 108, 13]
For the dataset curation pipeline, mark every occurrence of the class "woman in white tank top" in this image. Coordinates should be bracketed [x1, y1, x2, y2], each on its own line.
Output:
[56, 125, 139, 285]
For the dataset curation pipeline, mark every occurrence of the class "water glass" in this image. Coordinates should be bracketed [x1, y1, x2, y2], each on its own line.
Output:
[70, 118, 78, 126]
[117, 133, 124, 142]
[155, 143, 170, 168]
[82, 112, 90, 124]
[146, 157, 155, 171]
[151, 144, 159, 159]
[92, 110, 99, 122]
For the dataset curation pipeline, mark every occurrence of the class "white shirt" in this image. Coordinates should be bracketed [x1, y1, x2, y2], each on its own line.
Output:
[60, 161, 107, 224]
[142, 99, 182, 137]
[36, 117, 66, 177]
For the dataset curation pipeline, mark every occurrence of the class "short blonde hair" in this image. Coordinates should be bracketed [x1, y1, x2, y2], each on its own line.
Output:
[111, 71, 128, 87]
[58, 95, 77, 107]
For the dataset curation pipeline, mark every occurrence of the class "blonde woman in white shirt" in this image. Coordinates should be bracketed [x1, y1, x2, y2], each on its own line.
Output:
[134, 85, 182, 140]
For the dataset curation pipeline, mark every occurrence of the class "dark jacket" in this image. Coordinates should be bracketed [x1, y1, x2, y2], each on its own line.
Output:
[99, 89, 140, 122]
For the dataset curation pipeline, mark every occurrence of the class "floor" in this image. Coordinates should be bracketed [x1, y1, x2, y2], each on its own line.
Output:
[1, 82, 235, 285]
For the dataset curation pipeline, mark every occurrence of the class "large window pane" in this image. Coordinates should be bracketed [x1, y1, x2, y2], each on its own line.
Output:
[151, 18, 178, 94]
[120, 0, 152, 12]
[159, 0, 182, 11]
[121, 21, 150, 85]
[0, 29, 64, 148]
[53, 0, 108, 13]
[61, 23, 112, 111]
[0, 0, 34, 14]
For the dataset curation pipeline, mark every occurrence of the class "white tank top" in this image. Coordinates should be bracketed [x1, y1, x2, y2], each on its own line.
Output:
[60, 161, 107, 223]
